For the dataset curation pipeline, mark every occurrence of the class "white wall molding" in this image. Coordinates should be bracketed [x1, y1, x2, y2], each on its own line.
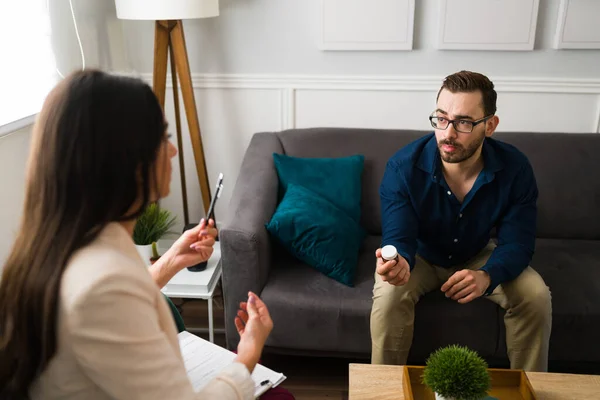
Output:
[319, 0, 415, 51]
[136, 71, 600, 236]
[437, 0, 540, 51]
[142, 73, 600, 134]
[554, 0, 600, 49]
[141, 73, 600, 95]
[280, 88, 296, 130]
[596, 101, 600, 134]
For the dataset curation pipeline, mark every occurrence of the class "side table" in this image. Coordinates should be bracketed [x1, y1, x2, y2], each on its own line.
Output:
[158, 241, 222, 343]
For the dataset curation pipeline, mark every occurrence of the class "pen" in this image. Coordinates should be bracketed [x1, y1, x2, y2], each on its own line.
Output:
[257, 379, 273, 392]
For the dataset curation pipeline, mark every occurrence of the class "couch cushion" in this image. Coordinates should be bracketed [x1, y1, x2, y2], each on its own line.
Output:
[276, 129, 600, 240]
[272, 152, 365, 224]
[494, 132, 600, 240]
[262, 234, 600, 363]
[261, 237, 377, 353]
[261, 235, 499, 358]
[494, 238, 600, 363]
[410, 291, 500, 362]
[265, 183, 365, 286]
[276, 128, 426, 235]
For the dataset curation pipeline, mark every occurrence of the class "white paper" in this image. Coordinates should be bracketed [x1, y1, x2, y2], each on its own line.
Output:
[178, 331, 286, 398]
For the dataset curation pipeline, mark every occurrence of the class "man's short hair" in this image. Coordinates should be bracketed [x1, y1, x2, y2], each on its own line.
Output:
[437, 70, 497, 116]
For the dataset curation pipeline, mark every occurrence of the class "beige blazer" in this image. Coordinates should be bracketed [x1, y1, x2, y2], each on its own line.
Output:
[30, 223, 254, 400]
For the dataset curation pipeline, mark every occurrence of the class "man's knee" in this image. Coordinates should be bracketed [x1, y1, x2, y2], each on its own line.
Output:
[370, 275, 417, 355]
[372, 276, 418, 313]
[371, 278, 417, 336]
[523, 281, 552, 316]
[510, 268, 552, 317]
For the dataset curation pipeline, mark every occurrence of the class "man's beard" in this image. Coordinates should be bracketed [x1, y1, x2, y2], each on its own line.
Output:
[438, 133, 485, 163]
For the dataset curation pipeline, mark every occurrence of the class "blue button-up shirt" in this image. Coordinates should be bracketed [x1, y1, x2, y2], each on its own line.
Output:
[380, 133, 538, 294]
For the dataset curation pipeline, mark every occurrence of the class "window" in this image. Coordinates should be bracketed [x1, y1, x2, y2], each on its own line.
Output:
[0, 0, 59, 134]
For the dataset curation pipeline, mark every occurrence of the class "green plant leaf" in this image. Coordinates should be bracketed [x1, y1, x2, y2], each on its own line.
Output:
[132, 203, 177, 245]
[422, 345, 491, 400]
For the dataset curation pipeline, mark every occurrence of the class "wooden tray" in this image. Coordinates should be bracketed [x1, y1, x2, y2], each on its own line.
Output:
[403, 366, 538, 400]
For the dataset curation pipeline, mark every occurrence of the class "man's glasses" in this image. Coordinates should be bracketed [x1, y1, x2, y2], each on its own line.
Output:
[429, 113, 493, 133]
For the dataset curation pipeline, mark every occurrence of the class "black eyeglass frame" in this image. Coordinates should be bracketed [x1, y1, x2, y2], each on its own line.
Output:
[429, 114, 494, 133]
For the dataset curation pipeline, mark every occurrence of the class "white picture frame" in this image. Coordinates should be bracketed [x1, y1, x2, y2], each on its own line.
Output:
[554, 0, 600, 49]
[319, 0, 415, 51]
[437, 0, 540, 51]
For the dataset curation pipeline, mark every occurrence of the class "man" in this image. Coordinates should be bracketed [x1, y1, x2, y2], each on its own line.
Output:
[370, 70, 552, 372]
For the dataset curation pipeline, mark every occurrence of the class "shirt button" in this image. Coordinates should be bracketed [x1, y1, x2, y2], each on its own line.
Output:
[459, 213, 463, 218]
[447, 190, 452, 195]
[448, 255, 453, 260]
[453, 238, 458, 243]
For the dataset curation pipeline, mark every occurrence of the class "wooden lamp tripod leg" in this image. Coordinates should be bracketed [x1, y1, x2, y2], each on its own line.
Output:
[152, 21, 170, 109]
[153, 20, 212, 224]
[169, 44, 190, 226]
[170, 20, 212, 217]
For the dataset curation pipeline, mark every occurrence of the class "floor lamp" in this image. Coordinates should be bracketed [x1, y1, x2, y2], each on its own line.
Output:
[114, 0, 218, 225]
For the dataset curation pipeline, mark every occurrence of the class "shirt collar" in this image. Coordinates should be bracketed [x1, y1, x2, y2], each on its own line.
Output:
[416, 134, 504, 181]
[415, 134, 440, 175]
[481, 138, 504, 173]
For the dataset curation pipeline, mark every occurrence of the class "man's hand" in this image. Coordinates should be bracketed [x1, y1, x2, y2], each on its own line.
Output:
[441, 270, 491, 304]
[375, 248, 410, 286]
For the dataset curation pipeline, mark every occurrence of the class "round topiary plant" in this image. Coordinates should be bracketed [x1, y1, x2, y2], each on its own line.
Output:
[423, 345, 491, 400]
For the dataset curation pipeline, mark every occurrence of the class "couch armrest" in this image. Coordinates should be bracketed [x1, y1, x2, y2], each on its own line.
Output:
[221, 131, 282, 350]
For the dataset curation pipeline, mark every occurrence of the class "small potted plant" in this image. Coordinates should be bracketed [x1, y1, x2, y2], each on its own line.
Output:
[133, 203, 177, 264]
[423, 345, 491, 400]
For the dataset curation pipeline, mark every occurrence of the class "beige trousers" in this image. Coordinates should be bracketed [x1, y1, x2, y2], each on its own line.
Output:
[370, 242, 552, 371]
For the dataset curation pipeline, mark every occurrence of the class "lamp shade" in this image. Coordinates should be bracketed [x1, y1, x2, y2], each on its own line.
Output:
[114, 0, 219, 20]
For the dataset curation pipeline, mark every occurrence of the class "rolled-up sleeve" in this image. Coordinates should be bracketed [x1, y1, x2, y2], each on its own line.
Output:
[480, 161, 538, 294]
[380, 159, 419, 269]
[69, 273, 255, 400]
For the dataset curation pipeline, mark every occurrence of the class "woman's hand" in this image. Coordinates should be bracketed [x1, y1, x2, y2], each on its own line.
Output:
[148, 219, 217, 288]
[234, 292, 273, 373]
[165, 218, 217, 271]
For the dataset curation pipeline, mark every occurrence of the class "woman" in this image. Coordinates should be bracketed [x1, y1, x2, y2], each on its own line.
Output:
[0, 70, 273, 399]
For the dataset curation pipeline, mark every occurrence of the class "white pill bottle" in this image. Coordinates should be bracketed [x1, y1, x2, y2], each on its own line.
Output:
[381, 245, 399, 263]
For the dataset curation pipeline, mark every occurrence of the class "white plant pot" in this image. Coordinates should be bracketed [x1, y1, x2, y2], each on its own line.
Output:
[135, 244, 153, 264]
[435, 394, 458, 400]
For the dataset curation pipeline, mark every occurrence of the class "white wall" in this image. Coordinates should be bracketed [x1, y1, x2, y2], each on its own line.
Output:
[117, 0, 600, 229]
[0, 126, 32, 266]
[50, 0, 129, 74]
[121, 0, 600, 77]
[0, 0, 128, 265]
[3, 0, 600, 251]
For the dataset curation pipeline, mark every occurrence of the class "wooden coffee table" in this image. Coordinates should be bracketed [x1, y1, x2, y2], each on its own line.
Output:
[349, 364, 600, 400]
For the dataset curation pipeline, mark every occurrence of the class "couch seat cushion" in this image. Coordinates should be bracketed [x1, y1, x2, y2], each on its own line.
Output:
[495, 238, 600, 363]
[265, 183, 365, 286]
[261, 238, 376, 354]
[261, 236, 499, 358]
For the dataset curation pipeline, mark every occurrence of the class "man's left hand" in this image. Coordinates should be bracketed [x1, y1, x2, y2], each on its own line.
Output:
[441, 270, 491, 304]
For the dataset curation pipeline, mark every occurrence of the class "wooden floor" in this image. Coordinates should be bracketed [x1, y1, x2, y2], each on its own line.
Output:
[172, 291, 359, 399]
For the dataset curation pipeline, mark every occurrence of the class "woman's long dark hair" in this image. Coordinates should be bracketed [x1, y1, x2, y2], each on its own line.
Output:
[0, 70, 166, 398]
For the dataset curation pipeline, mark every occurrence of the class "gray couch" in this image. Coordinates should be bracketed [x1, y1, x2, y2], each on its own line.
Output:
[221, 128, 600, 372]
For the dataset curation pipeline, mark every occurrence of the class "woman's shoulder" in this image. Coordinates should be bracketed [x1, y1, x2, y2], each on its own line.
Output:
[60, 222, 157, 313]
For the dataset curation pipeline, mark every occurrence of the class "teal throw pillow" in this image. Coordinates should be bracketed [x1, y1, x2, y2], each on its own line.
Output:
[273, 153, 364, 223]
[266, 184, 365, 287]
